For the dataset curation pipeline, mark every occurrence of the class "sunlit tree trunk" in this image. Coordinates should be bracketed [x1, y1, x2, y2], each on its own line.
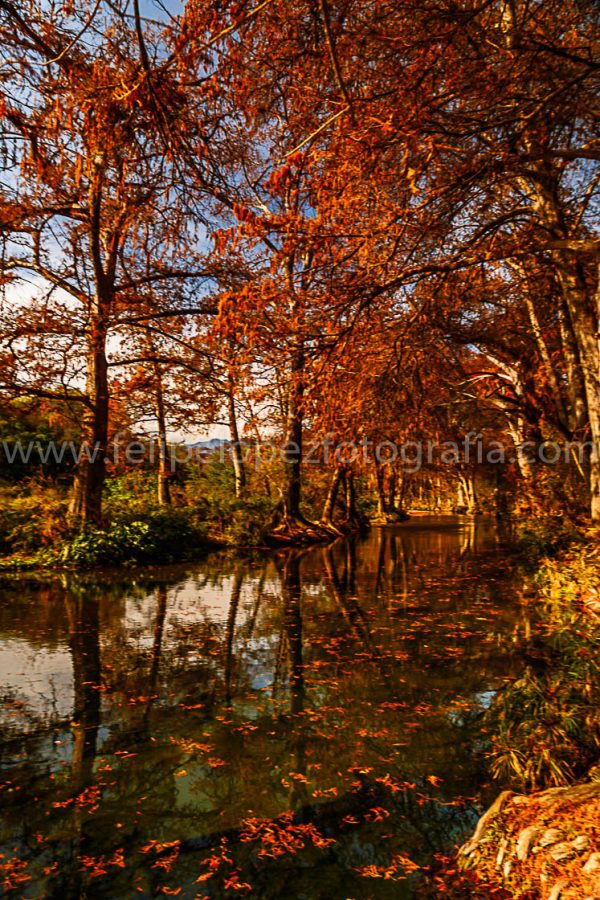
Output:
[500, 2, 598, 519]
[558, 298, 588, 434]
[322, 464, 343, 523]
[507, 417, 536, 481]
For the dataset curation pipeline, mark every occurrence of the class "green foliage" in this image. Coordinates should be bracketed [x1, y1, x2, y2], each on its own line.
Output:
[186, 456, 275, 546]
[59, 509, 210, 567]
[487, 544, 600, 790]
[513, 517, 583, 563]
[104, 469, 159, 518]
[0, 398, 79, 481]
[219, 496, 274, 546]
[186, 455, 236, 506]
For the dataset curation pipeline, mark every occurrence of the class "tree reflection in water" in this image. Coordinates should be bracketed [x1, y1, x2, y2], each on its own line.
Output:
[0, 516, 537, 897]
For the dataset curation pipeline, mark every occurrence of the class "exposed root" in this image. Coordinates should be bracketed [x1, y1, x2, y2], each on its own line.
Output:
[268, 509, 364, 546]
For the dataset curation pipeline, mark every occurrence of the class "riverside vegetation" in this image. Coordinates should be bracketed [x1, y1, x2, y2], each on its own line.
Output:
[0, 1, 598, 895]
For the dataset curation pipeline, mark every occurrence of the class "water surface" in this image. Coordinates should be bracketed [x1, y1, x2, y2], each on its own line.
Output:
[0, 516, 529, 898]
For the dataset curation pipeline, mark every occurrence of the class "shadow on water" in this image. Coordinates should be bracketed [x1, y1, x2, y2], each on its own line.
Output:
[0, 516, 532, 898]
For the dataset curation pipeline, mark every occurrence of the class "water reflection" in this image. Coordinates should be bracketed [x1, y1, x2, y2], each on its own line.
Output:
[0, 516, 529, 898]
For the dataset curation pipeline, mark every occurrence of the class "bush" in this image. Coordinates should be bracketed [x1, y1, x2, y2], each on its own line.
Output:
[103, 470, 159, 518]
[0, 480, 69, 554]
[185, 456, 275, 545]
[221, 496, 274, 546]
[59, 509, 210, 567]
[486, 544, 600, 790]
[514, 517, 583, 563]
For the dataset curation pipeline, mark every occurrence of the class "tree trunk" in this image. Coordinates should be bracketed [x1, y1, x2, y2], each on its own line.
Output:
[514, 260, 570, 433]
[227, 383, 246, 499]
[556, 259, 600, 521]
[559, 296, 588, 435]
[466, 472, 477, 512]
[517, 150, 599, 520]
[507, 416, 535, 480]
[457, 477, 467, 510]
[344, 468, 359, 524]
[283, 346, 305, 520]
[387, 467, 396, 511]
[375, 464, 387, 515]
[499, 0, 598, 519]
[68, 307, 109, 527]
[69, 165, 115, 529]
[396, 470, 406, 512]
[154, 364, 171, 506]
[322, 465, 343, 523]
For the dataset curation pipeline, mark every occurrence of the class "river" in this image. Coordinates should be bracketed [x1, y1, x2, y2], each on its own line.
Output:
[0, 515, 529, 898]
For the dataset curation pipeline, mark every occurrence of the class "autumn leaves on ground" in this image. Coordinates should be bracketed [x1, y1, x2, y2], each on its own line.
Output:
[0, 0, 599, 897]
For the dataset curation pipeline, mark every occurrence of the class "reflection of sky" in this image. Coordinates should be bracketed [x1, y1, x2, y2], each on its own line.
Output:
[123, 574, 279, 637]
[446, 689, 496, 728]
[0, 574, 280, 729]
[0, 638, 73, 727]
[0, 519, 513, 744]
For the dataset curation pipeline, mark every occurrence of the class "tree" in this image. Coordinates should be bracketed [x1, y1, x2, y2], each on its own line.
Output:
[0, 1, 214, 524]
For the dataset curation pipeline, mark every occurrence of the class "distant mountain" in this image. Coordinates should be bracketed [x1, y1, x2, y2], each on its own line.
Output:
[186, 438, 229, 450]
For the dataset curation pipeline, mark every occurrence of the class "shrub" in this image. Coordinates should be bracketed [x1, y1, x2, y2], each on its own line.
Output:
[514, 517, 583, 563]
[103, 470, 159, 518]
[0, 480, 69, 554]
[185, 456, 275, 545]
[221, 496, 275, 546]
[487, 544, 600, 790]
[59, 509, 210, 567]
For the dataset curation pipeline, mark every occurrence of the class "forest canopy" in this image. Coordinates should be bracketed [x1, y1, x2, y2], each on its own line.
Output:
[0, 0, 598, 546]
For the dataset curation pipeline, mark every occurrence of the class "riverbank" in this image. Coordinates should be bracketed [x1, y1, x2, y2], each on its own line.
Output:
[422, 538, 600, 898]
[452, 781, 600, 899]
[0, 511, 365, 572]
[0, 479, 368, 571]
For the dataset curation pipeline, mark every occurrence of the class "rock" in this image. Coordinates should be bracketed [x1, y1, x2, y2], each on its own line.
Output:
[539, 827, 565, 847]
[517, 825, 541, 861]
[572, 834, 591, 853]
[548, 880, 569, 900]
[583, 852, 600, 873]
[549, 841, 577, 862]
